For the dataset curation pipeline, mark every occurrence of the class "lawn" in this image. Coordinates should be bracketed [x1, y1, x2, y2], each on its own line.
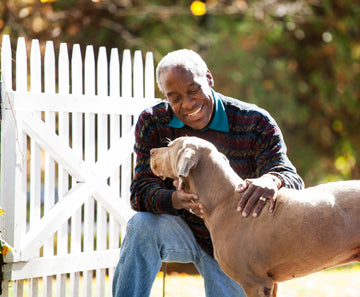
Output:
[5, 263, 360, 296]
[151, 263, 360, 297]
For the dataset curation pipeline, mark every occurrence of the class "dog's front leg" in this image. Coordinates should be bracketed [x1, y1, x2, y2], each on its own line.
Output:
[272, 283, 278, 297]
[241, 278, 276, 297]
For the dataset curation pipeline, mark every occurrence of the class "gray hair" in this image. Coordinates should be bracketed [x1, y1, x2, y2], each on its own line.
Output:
[156, 49, 209, 94]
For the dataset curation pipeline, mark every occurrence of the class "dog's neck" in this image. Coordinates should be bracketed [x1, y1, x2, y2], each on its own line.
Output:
[186, 150, 242, 219]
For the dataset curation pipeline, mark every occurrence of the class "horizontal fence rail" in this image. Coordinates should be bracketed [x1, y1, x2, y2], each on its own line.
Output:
[0, 35, 160, 297]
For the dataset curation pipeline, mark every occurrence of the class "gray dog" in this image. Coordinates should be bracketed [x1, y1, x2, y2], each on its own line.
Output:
[150, 136, 360, 297]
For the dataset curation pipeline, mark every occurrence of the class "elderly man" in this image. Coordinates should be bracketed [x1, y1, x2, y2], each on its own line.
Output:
[112, 49, 304, 297]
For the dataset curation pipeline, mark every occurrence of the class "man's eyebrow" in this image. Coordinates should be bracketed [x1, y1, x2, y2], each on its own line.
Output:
[166, 91, 176, 98]
[167, 82, 198, 96]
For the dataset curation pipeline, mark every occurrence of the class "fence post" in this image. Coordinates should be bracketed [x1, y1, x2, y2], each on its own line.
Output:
[0, 35, 16, 261]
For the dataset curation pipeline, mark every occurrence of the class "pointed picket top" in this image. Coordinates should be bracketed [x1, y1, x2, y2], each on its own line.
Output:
[71, 44, 83, 95]
[84, 45, 96, 165]
[58, 43, 70, 95]
[121, 49, 132, 98]
[97, 46, 108, 97]
[145, 52, 155, 99]
[84, 45, 95, 96]
[44, 41, 56, 94]
[30, 39, 42, 93]
[16, 37, 27, 92]
[133, 50, 144, 98]
[1, 35, 12, 90]
[109, 48, 120, 98]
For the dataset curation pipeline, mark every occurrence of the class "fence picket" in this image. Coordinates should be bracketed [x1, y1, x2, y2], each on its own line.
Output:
[14, 37, 28, 243]
[145, 52, 155, 99]
[133, 50, 144, 98]
[16, 37, 27, 92]
[121, 50, 133, 232]
[1, 34, 12, 89]
[96, 46, 108, 297]
[70, 43, 83, 297]
[108, 48, 121, 290]
[29, 37, 42, 297]
[13, 281, 24, 297]
[13, 37, 28, 297]
[43, 40, 57, 297]
[0, 35, 159, 296]
[29, 38, 42, 246]
[30, 39, 41, 93]
[83, 44, 96, 297]
[57, 42, 70, 297]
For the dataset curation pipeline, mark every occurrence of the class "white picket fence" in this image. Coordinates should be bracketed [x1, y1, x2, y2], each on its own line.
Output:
[0, 35, 160, 296]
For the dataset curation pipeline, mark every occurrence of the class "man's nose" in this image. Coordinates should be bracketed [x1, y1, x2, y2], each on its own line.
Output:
[182, 95, 196, 109]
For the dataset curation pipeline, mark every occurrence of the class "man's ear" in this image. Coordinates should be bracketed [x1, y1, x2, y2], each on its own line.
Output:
[175, 146, 199, 190]
[206, 70, 214, 87]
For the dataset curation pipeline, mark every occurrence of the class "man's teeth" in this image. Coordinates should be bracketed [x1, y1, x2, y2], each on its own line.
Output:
[187, 106, 202, 117]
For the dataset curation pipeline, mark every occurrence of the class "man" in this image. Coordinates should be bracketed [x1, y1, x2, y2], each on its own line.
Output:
[112, 49, 304, 297]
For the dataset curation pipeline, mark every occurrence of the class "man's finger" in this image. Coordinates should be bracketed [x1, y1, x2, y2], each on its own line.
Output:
[268, 197, 276, 213]
[236, 182, 247, 193]
[241, 193, 261, 217]
[252, 197, 267, 217]
[236, 187, 254, 212]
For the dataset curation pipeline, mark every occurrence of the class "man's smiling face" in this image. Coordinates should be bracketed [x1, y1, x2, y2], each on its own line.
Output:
[159, 65, 215, 130]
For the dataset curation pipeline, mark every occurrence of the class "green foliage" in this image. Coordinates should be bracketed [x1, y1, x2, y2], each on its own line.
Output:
[1, 0, 360, 185]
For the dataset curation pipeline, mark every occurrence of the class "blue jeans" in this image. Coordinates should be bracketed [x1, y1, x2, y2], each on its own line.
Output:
[112, 212, 246, 297]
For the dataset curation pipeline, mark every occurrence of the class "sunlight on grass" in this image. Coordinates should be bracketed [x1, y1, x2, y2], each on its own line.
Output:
[151, 271, 205, 297]
[277, 264, 360, 297]
[6, 275, 111, 297]
[151, 264, 360, 297]
[5, 263, 360, 296]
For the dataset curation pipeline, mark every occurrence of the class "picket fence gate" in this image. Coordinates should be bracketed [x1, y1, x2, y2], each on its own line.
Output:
[0, 35, 161, 296]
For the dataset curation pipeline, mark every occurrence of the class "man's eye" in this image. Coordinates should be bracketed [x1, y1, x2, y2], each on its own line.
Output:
[169, 96, 180, 103]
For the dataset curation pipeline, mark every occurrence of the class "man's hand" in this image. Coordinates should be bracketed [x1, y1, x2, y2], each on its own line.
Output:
[172, 180, 204, 218]
[236, 174, 282, 217]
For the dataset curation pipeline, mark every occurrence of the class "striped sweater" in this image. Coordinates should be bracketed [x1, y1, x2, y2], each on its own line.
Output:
[130, 92, 304, 256]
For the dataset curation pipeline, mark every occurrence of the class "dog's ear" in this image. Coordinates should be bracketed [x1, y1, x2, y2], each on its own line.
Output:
[175, 145, 199, 190]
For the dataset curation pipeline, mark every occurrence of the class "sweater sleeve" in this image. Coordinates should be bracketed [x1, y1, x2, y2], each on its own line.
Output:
[129, 109, 180, 215]
[253, 111, 304, 190]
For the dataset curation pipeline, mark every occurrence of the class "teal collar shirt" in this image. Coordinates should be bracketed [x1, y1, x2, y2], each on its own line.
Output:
[168, 90, 230, 133]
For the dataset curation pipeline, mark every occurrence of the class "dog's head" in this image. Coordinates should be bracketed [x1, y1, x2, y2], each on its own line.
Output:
[150, 137, 209, 190]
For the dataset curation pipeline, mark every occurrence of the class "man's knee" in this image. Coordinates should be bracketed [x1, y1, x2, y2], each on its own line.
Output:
[127, 212, 158, 233]
[125, 212, 166, 245]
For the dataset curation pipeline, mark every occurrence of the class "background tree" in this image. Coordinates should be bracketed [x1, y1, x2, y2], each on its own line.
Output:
[1, 0, 359, 186]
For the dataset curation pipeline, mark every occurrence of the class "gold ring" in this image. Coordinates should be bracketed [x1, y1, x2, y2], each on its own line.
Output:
[259, 197, 266, 202]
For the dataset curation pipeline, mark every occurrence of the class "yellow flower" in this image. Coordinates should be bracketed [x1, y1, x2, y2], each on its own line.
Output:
[1, 245, 9, 257]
